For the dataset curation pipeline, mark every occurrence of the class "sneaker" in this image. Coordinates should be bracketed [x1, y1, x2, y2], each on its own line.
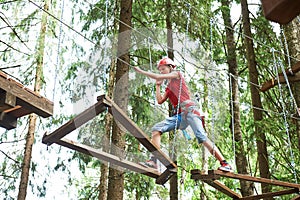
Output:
[139, 160, 158, 169]
[218, 160, 233, 172]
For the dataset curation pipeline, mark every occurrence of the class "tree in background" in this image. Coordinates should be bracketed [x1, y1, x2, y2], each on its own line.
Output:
[241, 0, 271, 197]
[220, 0, 254, 196]
[283, 18, 300, 150]
[107, 0, 132, 199]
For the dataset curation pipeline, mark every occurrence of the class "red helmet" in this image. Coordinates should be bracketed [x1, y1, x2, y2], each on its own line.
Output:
[157, 57, 176, 69]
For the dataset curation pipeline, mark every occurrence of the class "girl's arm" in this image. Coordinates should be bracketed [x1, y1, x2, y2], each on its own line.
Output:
[155, 80, 168, 104]
[134, 67, 179, 80]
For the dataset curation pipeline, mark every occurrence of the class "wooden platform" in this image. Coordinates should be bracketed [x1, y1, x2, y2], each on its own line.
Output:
[0, 71, 53, 129]
[261, 0, 300, 24]
[57, 138, 161, 178]
[191, 169, 300, 199]
[42, 95, 177, 185]
[260, 61, 300, 92]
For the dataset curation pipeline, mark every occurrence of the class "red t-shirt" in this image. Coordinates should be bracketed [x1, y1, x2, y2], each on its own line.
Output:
[165, 71, 190, 108]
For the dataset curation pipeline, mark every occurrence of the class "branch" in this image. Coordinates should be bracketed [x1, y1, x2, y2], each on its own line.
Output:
[0, 0, 19, 5]
[0, 11, 31, 51]
[0, 150, 20, 164]
[0, 40, 30, 56]
[0, 64, 21, 70]
[0, 138, 25, 145]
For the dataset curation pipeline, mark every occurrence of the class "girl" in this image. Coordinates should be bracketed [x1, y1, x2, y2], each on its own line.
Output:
[134, 57, 232, 172]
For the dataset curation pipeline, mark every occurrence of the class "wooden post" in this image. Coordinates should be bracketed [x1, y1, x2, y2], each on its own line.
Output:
[0, 90, 16, 112]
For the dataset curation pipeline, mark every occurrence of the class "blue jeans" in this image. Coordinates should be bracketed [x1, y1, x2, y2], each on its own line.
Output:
[152, 107, 207, 143]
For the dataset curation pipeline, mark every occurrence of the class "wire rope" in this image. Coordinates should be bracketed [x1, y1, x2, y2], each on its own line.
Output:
[31, 0, 291, 95]
[272, 48, 298, 183]
[52, 0, 64, 102]
[280, 27, 300, 116]
[209, 18, 216, 157]
[170, 2, 192, 160]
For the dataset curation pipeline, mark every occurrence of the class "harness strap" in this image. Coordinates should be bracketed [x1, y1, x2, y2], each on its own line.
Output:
[180, 100, 206, 129]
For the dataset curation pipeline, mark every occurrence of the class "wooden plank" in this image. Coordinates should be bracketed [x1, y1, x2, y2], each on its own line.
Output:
[261, 0, 300, 24]
[209, 170, 300, 189]
[261, 61, 300, 92]
[55, 138, 161, 179]
[240, 188, 299, 200]
[155, 168, 177, 185]
[203, 180, 241, 199]
[191, 169, 221, 180]
[107, 96, 177, 170]
[5, 106, 32, 118]
[42, 96, 108, 145]
[0, 112, 17, 130]
[261, 73, 300, 92]
[191, 170, 241, 198]
[0, 72, 53, 117]
[0, 90, 16, 112]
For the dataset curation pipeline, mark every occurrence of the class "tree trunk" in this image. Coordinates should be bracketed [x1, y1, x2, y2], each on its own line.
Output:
[98, 58, 116, 200]
[98, 2, 119, 198]
[107, 0, 132, 199]
[166, 0, 178, 199]
[241, 0, 271, 197]
[220, 0, 254, 197]
[283, 19, 300, 150]
[17, 0, 49, 199]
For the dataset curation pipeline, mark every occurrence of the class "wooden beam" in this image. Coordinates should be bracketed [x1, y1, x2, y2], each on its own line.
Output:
[209, 170, 300, 189]
[0, 112, 17, 130]
[155, 168, 177, 185]
[204, 179, 241, 199]
[240, 188, 299, 200]
[191, 169, 221, 180]
[107, 96, 177, 170]
[190, 170, 241, 198]
[261, 61, 300, 92]
[0, 90, 16, 112]
[261, 0, 300, 24]
[4, 106, 32, 118]
[261, 73, 300, 92]
[0, 71, 53, 117]
[55, 138, 161, 179]
[42, 95, 109, 145]
[42, 95, 177, 184]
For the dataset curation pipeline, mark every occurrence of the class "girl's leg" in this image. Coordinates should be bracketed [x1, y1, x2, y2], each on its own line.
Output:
[152, 131, 161, 148]
[202, 138, 225, 162]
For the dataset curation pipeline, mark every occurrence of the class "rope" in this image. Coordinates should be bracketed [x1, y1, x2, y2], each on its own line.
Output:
[182, 3, 191, 71]
[209, 18, 216, 157]
[272, 48, 298, 184]
[52, 0, 64, 102]
[171, 3, 191, 160]
[281, 27, 300, 116]
[147, 37, 156, 104]
[102, 0, 109, 91]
